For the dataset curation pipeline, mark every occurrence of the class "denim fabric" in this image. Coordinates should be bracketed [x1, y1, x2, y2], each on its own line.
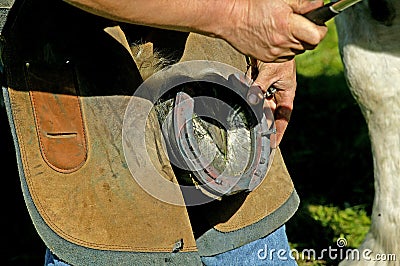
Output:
[44, 248, 70, 266]
[44, 225, 297, 266]
[201, 225, 297, 266]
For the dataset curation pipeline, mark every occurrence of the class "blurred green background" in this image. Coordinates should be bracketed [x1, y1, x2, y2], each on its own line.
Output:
[281, 20, 374, 265]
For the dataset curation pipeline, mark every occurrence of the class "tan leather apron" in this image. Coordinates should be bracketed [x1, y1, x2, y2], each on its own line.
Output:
[1, 0, 299, 264]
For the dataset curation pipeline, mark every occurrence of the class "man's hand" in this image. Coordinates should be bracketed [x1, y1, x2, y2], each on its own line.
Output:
[221, 0, 328, 62]
[247, 59, 296, 147]
[65, 0, 327, 63]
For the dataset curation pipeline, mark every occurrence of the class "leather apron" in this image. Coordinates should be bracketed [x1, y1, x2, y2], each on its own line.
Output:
[0, 0, 299, 264]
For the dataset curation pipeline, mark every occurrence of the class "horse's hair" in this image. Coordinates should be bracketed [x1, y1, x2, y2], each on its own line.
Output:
[130, 41, 176, 80]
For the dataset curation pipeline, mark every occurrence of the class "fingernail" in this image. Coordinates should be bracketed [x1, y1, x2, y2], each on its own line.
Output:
[248, 93, 260, 105]
[247, 86, 264, 105]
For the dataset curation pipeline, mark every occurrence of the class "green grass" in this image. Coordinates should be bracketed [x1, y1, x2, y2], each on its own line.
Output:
[281, 20, 374, 266]
[290, 204, 371, 265]
[308, 204, 371, 248]
[296, 21, 344, 77]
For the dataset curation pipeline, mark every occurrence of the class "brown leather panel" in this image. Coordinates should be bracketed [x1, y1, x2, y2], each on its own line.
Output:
[180, 33, 295, 232]
[4, 0, 197, 254]
[104, 26, 132, 54]
[27, 63, 87, 173]
[180, 33, 247, 73]
[6, 18, 295, 254]
[8, 87, 197, 252]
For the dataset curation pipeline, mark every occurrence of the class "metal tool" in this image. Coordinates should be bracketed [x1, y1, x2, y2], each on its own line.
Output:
[304, 0, 364, 25]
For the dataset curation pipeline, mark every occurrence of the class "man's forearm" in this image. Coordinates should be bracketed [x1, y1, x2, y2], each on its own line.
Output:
[63, 0, 238, 39]
[64, 0, 327, 63]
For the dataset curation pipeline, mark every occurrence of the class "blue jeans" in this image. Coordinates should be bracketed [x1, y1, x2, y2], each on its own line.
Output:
[45, 225, 297, 266]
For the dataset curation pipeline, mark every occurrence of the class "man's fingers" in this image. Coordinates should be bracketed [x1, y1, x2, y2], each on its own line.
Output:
[290, 13, 327, 46]
[272, 119, 288, 148]
[246, 60, 296, 147]
[274, 54, 297, 63]
[268, 104, 292, 148]
[247, 85, 264, 105]
[288, 0, 325, 14]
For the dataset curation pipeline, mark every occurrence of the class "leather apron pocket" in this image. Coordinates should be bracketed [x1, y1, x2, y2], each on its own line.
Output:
[25, 61, 87, 173]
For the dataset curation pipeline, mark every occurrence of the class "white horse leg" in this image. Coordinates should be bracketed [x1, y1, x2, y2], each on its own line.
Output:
[336, 1, 400, 265]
